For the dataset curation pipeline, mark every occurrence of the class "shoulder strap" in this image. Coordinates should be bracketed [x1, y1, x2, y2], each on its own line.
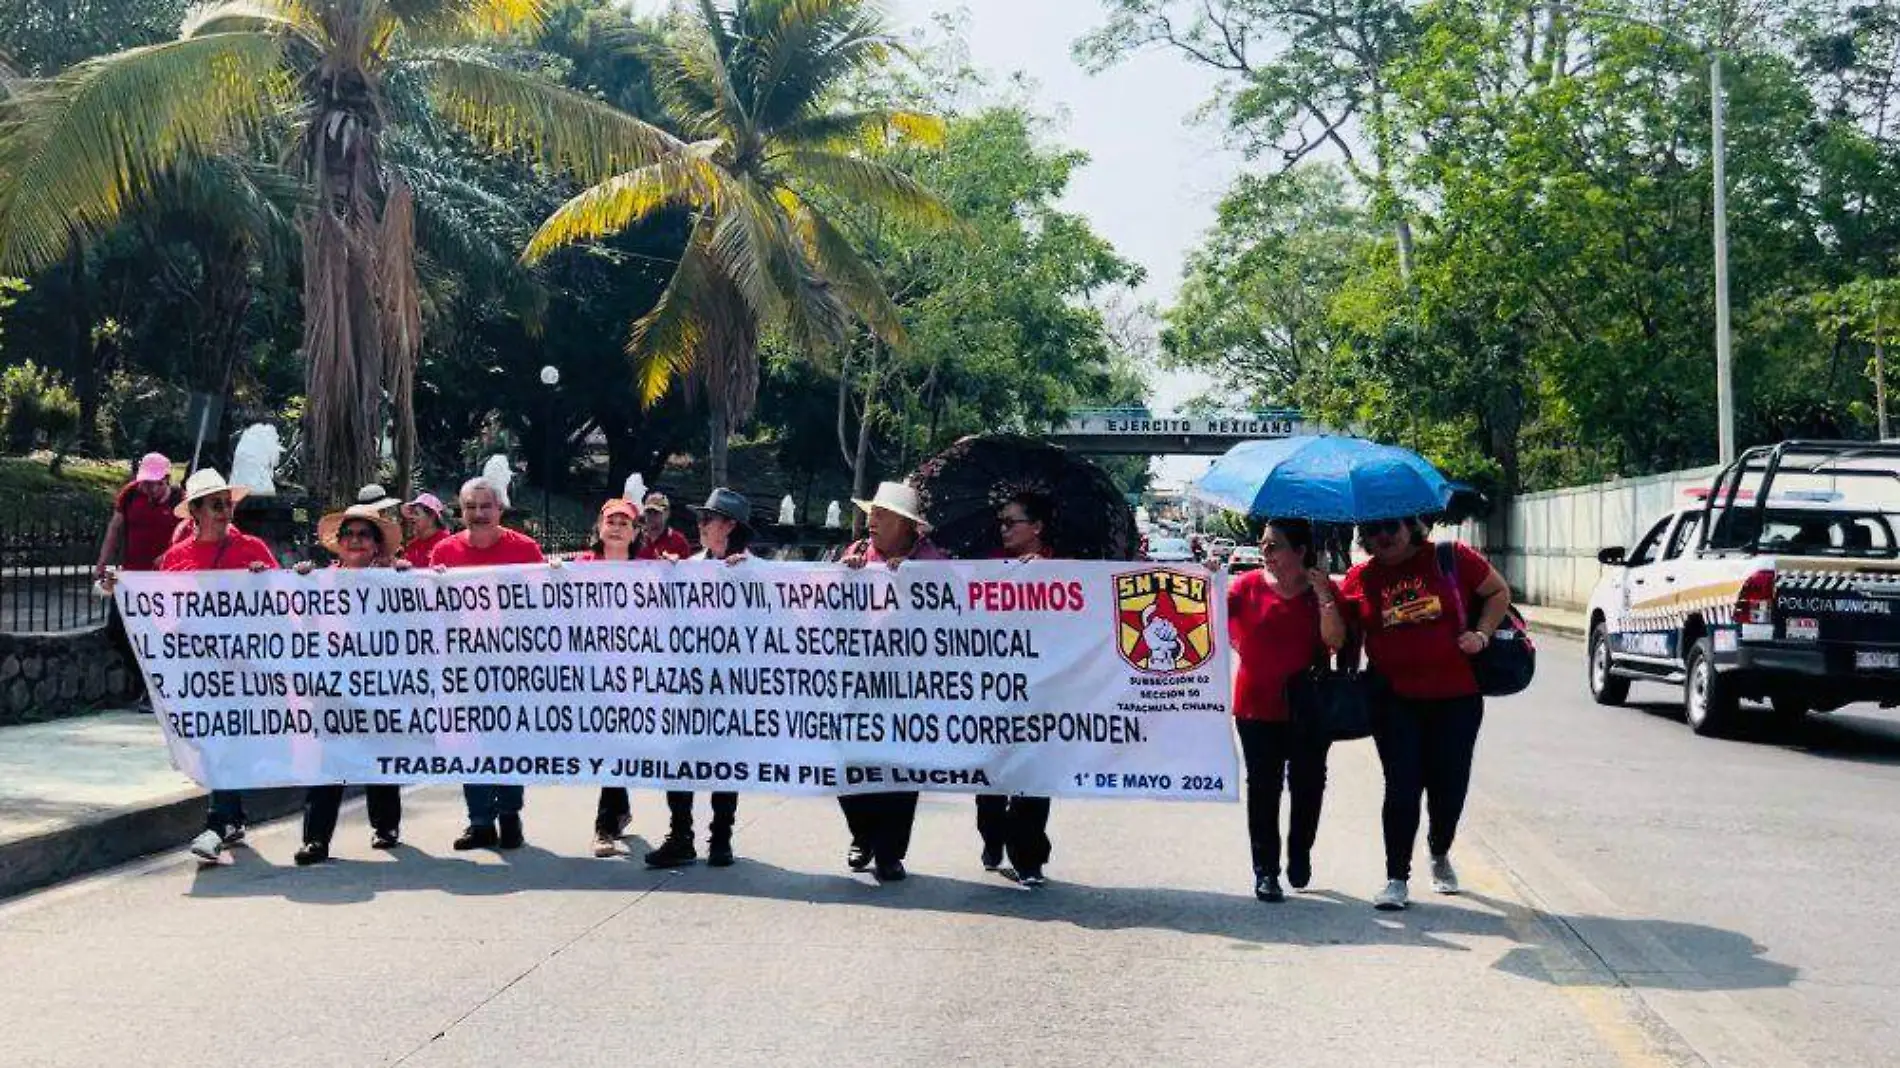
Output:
[1435, 541, 1467, 625]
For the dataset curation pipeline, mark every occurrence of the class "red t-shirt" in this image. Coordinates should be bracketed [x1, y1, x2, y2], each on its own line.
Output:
[404, 528, 450, 566]
[1341, 541, 1491, 700]
[158, 531, 279, 572]
[634, 528, 692, 561]
[115, 483, 179, 572]
[1227, 570, 1324, 722]
[429, 527, 546, 568]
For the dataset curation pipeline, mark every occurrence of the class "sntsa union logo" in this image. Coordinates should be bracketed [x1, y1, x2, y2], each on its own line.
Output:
[1114, 569, 1213, 674]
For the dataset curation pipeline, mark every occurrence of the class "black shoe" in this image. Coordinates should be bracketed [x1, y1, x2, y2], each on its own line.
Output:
[453, 825, 499, 851]
[874, 859, 907, 882]
[1017, 867, 1047, 888]
[371, 829, 400, 850]
[707, 837, 735, 868]
[1255, 874, 1285, 902]
[1287, 855, 1312, 891]
[847, 843, 874, 872]
[293, 843, 329, 866]
[644, 835, 698, 868]
[497, 814, 524, 850]
[980, 842, 1004, 871]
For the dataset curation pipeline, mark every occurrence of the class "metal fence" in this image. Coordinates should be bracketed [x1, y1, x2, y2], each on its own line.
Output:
[0, 512, 111, 634]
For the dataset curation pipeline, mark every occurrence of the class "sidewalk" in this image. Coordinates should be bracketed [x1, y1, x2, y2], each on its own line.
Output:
[1521, 603, 1588, 642]
[0, 711, 298, 900]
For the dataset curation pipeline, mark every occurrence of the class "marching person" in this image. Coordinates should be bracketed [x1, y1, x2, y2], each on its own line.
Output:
[401, 492, 452, 565]
[1227, 518, 1347, 902]
[1340, 516, 1512, 912]
[976, 491, 1057, 887]
[95, 453, 179, 706]
[100, 469, 278, 863]
[573, 498, 643, 857]
[290, 504, 408, 865]
[633, 491, 691, 560]
[645, 488, 753, 870]
[431, 476, 546, 851]
[837, 482, 945, 883]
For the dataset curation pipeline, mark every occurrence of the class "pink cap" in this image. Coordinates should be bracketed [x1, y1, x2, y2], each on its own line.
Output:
[407, 492, 445, 517]
[135, 453, 170, 483]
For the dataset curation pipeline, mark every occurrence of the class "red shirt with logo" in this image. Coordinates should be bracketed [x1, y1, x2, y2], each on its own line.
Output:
[1227, 570, 1324, 722]
[1340, 541, 1491, 700]
[429, 527, 545, 569]
[404, 528, 450, 566]
[115, 483, 180, 572]
[634, 528, 692, 561]
[159, 531, 279, 572]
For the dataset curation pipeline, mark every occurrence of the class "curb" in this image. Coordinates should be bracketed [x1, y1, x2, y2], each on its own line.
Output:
[1524, 617, 1588, 643]
[0, 786, 304, 903]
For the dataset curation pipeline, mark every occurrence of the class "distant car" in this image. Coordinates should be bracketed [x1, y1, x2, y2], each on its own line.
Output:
[1226, 546, 1264, 574]
[1146, 537, 1195, 563]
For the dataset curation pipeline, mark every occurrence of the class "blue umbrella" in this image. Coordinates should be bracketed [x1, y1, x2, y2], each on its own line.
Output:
[1191, 435, 1453, 522]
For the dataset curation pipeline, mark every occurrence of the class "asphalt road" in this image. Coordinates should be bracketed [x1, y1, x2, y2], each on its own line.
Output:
[2, 637, 1897, 1067]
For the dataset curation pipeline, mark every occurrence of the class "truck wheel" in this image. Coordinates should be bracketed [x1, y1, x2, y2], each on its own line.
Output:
[1589, 623, 1631, 706]
[1684, 638, 1739, 737]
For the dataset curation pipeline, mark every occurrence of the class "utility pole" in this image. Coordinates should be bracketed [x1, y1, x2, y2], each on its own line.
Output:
[1711, 51, 1735, 463]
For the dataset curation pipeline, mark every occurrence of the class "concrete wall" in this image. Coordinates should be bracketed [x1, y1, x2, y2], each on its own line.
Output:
[1455, 465, 1722, 611]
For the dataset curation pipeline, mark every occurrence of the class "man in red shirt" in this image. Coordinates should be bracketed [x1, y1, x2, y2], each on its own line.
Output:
[96, 452, 179, 577]
[632, 492, 691, 560]
[401, 492, 452, 564]
[122, 469, 278, 863]
[431, 476, 544, 850]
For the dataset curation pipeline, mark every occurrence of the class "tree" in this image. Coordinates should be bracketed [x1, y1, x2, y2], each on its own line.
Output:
[0, 0, 683, 500]
[521, 0, 953, 486]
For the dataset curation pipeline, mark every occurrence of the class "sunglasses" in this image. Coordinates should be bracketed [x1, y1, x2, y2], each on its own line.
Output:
[1358, 520, 1405, 538]
[339, 525, 379, 541]
[999, 516, 1032, 529]
[198, 496, 232, 514]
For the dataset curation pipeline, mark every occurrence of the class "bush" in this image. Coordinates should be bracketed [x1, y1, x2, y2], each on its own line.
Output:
[0, 362, 80, 454]
[101, 370, 194, 459]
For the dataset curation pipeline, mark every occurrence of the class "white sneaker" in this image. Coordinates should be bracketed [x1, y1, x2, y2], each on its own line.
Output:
[1374, 879, 1410, 911]
[1430, 854, 1460, 895]
[189, 829, 224, 863]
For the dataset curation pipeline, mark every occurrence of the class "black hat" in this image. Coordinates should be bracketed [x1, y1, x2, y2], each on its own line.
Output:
[689, 487, 752, 528]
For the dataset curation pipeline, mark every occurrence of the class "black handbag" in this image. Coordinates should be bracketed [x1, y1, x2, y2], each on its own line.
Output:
[1285, 655, 1376, 742]
[1435, 542, 1536, 697]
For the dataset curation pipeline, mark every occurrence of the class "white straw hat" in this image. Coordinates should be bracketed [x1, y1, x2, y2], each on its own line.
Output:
[173, 469, 249, 519]
[852, 482, 931, 532]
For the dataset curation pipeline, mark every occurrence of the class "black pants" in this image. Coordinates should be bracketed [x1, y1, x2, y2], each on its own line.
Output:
[1234, 719, 1330, 878]
[838, 792, 919, 864]
[301, 785, 402, 847]
[1372, 693, 1484, 881]
[665, 791, 736, 840]
[596, 788, 631, 837]
[975, 794, 1051, 871]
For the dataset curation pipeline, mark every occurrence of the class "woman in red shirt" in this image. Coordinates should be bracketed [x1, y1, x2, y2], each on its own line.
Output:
[1227, 518, 1347, 902]
[1340, 516, 1512, 912]
[572, 497, 642, 857]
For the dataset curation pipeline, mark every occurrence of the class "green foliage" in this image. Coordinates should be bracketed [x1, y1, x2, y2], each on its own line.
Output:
[0, 361, 79, 451]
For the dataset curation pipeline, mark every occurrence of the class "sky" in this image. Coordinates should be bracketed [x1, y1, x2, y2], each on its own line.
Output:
[625, 1, 1247, 481]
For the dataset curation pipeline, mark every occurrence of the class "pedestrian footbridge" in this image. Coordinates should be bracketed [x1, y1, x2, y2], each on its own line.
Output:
[1048, 407, 1306, 456]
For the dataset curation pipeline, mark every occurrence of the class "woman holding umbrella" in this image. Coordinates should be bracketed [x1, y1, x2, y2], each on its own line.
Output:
[1341, 516, 1512, 912]
[976, 490, 1058, 887]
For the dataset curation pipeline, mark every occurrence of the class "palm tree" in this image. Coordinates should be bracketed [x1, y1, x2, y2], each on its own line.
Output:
[0, 0, 680, 500]
[522, 0, 950, 485]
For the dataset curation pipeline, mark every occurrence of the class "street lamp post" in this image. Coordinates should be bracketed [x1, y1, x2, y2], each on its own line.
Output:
[539, 365, 560, 536]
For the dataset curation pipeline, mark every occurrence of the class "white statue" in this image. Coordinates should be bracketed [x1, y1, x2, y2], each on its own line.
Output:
[623, 472, 647, 505]
[779, 495, 796, 525]
[481, 455, 514, 509]
[229, 424, 282, 496]
[824, 501, 842, 529]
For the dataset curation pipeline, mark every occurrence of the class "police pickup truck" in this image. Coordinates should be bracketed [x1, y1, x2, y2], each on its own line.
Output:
[1587, 440, 1900, 736]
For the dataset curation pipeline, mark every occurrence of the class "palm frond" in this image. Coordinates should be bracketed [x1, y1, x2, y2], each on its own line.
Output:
[776, 107, 945, 152]
[629, 215, 717, 406]
[779, 187, 905, 345]
[420, 51, 683, 184]
[780, 148, 955, 230]
[182, 0, 322, 40]
[387, 0, 547, 43]
[655, 3, 751, 144]
[753, 0, 894, 132]
[522, 142, 727, 263]
[0, 32, 289, 272]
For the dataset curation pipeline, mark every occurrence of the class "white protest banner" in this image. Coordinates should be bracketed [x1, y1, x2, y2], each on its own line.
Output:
[119, 561, 1237, 800]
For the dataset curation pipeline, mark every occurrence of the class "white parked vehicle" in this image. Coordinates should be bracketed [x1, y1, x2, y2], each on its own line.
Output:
[1225, 546, 1265, 574]
[1586, 441, 1900, 736]
[1146, 536, 1195, 563]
